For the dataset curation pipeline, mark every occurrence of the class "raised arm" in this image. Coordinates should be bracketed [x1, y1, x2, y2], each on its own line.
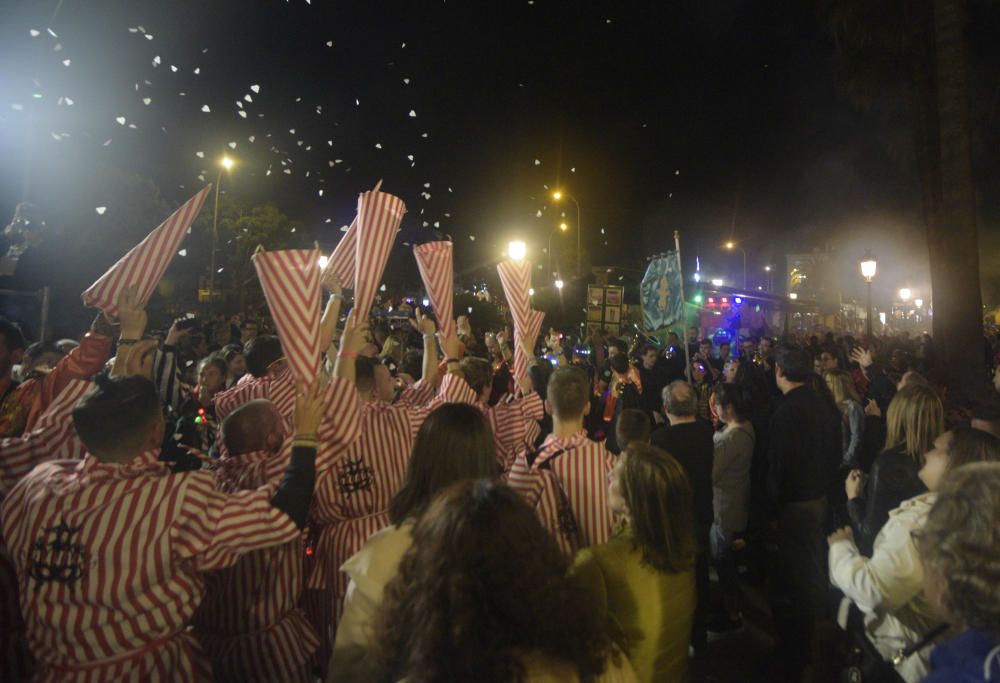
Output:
[319, 280, 344, 357]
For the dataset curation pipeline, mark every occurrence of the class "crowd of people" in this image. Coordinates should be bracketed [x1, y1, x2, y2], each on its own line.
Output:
[1, 274, 1000, 682]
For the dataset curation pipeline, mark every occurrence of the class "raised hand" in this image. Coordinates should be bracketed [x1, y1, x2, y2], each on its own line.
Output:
[294, 375, 327, 437]
[410, 307, 437, 336]
[116, 285, 148, 340]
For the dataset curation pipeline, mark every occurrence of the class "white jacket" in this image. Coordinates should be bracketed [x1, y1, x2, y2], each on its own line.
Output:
[829, 492, 942, 683]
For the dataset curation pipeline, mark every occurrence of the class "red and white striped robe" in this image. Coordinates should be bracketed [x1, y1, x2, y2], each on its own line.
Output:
[442, 377, 545, 472]
[214, 367, 296, 431]
[303, 375, 462, 659]
[1, 450, 301, 682]
[190, 376, 361, 682]
[507, 430, 616, 556]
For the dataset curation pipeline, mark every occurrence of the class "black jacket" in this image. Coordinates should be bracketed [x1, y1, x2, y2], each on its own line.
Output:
[766, 385, 842, 508]
[651, 419, 715, 531]
[846, 444, 927, 554]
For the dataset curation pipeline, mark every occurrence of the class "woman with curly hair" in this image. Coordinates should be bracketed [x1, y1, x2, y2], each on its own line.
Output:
[829, 426, 1000, 682]
[917, 462, 1000, 682]
[328, 403, 500, 681]
[371, 479, 636, 683]
[572, 442, 698, 682]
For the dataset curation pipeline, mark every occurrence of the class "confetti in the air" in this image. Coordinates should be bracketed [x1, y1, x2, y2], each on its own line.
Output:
[201, 105, 211, 112]
[95, 207, 107, 215]
[142, 97, 151, 106]
[409, 110, 417, 118]
[375, 143, 382, 149]
[534, 159, 541, 165]
[326, 40, 333, 47]
[62, 59, 71, 67]
[116, 116, 126, 125]
[196, 151, 205, 158]
[238, 110, 247, 118]
[250, 84, 260, 93]
[178, 249, 188, 257]
[403, 78, 410, 84]
[152, 55, 161, 66]
[228, 141, 237, 149]
[29, 29, 40, 37]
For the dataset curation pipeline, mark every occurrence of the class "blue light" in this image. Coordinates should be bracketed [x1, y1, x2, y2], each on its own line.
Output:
[693, 273, 701, 282]
[734, 296, 744, 305]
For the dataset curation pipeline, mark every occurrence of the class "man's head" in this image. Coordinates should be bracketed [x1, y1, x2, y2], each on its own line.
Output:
[616, 408, 651, 451]
[719, 342, 731, 361]
[640, 344, 658, 370]
[355, 356, 395, 403]
[221, 399, 284, 455]
[245, 335, 284, 378]
[759, 337, 773, 356]
[607, 338, 627, 358]
[686, 326, 699, 342]
[610, 353, 630, 378]
[546, 367, 592, 423]
[0, 319, 26, 378]
[458, 356, 494, 403]
[22, 341, 63, 375]
[698, 340, 712, 359]
[740, 338, 755, 358]
[818, 347, 838, 371]
[662, 380, 698, 424]
[667, 332, 679, 347]
[240, 320, 260, 344]
[774, 346, 813, 393]
[72, 375, 164, 463]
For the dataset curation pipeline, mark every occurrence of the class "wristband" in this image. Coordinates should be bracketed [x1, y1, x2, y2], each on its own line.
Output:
[118, 338, 139, 346]
[339, 350, 358, 360]
[293, 433, 318, 441]
[423, 333, 436, 340]
[292, 438, 319, 449]
[446, 357, 461, 364]
[329, 293, 344, 301]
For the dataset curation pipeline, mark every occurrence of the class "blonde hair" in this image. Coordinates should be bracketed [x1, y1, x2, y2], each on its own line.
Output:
[823, 369, 860, 413]
[883, 384, 943, 465]
[916, 462, 1000, 633]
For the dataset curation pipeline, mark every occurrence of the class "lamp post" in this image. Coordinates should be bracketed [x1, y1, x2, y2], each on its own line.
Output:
[724, 241, 747, 289]
[860, 250, 878, 338]
[552, 190, 581, 278]
[209, 156, 234, 309]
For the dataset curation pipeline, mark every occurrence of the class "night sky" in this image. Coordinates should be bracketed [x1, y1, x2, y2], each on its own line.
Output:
[2, 0, 999, 314]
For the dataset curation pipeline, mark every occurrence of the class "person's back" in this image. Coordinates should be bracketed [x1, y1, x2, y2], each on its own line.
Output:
[768, 383, 840, 504]
[573, 444, 698, 682]
[651, 419, 714, 529]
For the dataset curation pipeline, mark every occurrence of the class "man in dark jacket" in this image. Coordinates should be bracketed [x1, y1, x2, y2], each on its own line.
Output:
[767, 345, 842, 678]
[651, 379, 714, 652]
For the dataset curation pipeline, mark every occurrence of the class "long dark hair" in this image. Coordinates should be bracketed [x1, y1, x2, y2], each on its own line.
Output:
[388, 403, 498, 525]
[373, 479, 617, 683]
[619, 443, 697, 573]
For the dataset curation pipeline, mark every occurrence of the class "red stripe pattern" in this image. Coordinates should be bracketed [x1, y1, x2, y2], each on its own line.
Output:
[508, 431, 615, 556]
[81, 186, 211, 317]
[412, 241, 455, 341]
[496, 259, 533, 379]
[252, 249, 323, 387]
[192, 449, 319, 683]
[514, 309, 546, 381]
[1, 451, 300, 681]
[321, 218, 357, 292]
[353, 190, 405, 321]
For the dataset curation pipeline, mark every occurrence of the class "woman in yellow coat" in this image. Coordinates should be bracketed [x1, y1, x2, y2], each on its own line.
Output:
[572, 442, 698, 682]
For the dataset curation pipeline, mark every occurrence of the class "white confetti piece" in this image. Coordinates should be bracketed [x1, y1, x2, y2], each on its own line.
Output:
[47, 28, 57, 38]
[571, 167, 576, 172]
[403, 78, 410, 84]
[536, 210, 542, 217]
[193, 67, 200, 75]
[228, 141, 237, 149]
[145, 34, 153, 40]
[64, 97, 74, 105]
[62, 59, 71, 67]
[407, 154, 414, 161]
[469, 235, 476, 240]
[421, 132, 428, 138]
[355, 98, 360, 106]
[95, 206, 106, 215]
[29, 29, 40, 37]
[103, 139, 112, 146]
[401, 42, 406, 48]
[177, 249, 187, 257]
[318, 189, 324, 196]
[340, 224, 349, 231]
[244, 94, 253, 103]
[534, 159, 541, 165]
[248, 135, 255, 142]
[142, 97, 152, 105]
[283, 169, 291, 174]
[115, 116, 126, 125]
[375, 143, 382, 149]
[326, 40, 333, 47]
[201, 105, 211, 112]
[152, 55, 160, 66]
[196, 151, 204, 158]
[289, 128, 295, 134]
[266, 169, 272, 176]
[170, 65, 178, 72]
[423, 182, 431, 188]
[408, 109, 417, 117]
[237, 110, 247, 118]
[250, 84, 260, 93]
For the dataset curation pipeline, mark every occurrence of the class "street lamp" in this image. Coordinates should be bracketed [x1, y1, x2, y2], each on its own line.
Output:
[507, 240, 527, 262]
[554, 278, 564, 290]
[860, 250, 877, 338]
[723, 241, 747, 289]
[209, 155, 235, 308]
[764, 265, 773, 292]
[552, 190, 582, 277]
[899, 288, 912, 302]
[914, 298, 923, 309]
[559, 222, 568, 231]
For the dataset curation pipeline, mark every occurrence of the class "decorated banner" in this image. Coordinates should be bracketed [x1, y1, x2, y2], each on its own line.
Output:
[640, 250, 683, 333]
[353, 189, 405, 321]
[252, 248, 323, 386]
[413, 241, 455, 341]
[81, 185, 211, 316]
[321, 217, 357, 292]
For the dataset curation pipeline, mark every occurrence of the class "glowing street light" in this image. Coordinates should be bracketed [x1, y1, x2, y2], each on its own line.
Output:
[552, 191, 562, 200]
[209, 155, 236, 308]
[554, 278, 564, 290]
[507, 240, 527, 262]
[899, 288, 912, 302]
[914, 298, 924, 308]
[529, 288, 535, 296]
[551, 190, 582, 276]
[723, 241, 747, 289]
[859, 250, 878, 338]
[764, 265, 772, 272]
[789, 292, 798, 300]
[317, 255, 329, 270]
[711, 278, 724, 287]
[559, 222, 568, 231]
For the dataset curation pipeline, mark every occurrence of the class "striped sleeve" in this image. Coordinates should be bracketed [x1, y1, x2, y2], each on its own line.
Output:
[214, 376, 267, 421]
[0, 426, 56, 498]
[172, 472, 300, 572]
[396, 378, 435, 409]
[487, 397, 540, 472]
[153, 345, 184, 411]
[437, 373, 478, 406]
[315, 376, 362, 472]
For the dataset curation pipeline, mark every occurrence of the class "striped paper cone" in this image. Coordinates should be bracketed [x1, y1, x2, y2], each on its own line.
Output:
[321, 217, 357, 292]
[412, 241, 455, 341]
[252, 249, 323, 387]
[497, 258, 532, 377]
[81, 185, 211, 316]
[353, 190, 405, 321]
[514, 308, 546, 380]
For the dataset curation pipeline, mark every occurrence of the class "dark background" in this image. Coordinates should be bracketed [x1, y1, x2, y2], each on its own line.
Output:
[1, 0, 998, 327]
